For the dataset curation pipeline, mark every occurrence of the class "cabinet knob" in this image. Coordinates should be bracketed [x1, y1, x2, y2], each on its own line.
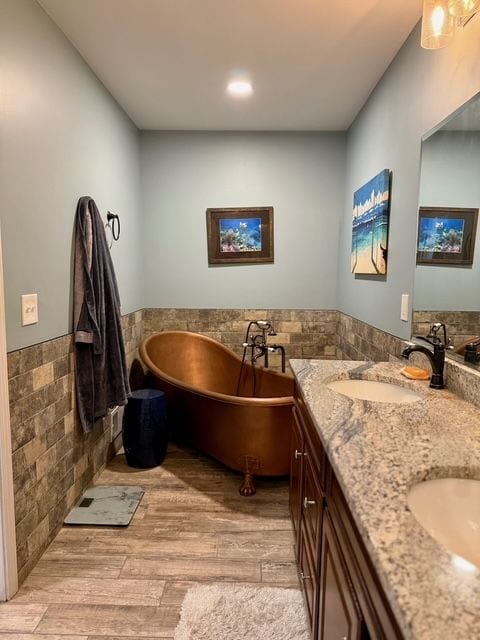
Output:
[300, 572, 311, 580]
[294, 449, 304, 459]
[303, 497, 316, 509]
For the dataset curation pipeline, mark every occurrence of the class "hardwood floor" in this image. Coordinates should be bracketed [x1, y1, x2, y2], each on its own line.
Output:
[0, 443, 299, 638]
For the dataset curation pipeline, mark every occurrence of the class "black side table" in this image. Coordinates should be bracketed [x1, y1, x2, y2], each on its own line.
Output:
[122, 389, 168, 468]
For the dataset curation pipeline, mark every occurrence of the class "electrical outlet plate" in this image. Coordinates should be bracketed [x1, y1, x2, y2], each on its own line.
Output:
[21, 293, 38, 326]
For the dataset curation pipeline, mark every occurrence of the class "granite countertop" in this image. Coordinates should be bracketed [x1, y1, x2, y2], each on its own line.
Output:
[289, 359, 480, 640]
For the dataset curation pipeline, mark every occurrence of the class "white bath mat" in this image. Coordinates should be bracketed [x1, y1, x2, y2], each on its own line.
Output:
[174, 583, 310, 640]
[64, 485, 144, 526]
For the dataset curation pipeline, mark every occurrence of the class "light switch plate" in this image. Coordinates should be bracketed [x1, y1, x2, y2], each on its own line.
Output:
[21, 293, 38, 326]
[400, 294, 409, 322]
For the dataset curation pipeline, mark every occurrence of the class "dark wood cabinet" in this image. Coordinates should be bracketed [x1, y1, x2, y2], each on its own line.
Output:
[291, 384, 403, 640]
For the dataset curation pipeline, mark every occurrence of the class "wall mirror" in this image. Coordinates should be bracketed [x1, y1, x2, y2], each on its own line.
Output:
[413, 91, 480, 369]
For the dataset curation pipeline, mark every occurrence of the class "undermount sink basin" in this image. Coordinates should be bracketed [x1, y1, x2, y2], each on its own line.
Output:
[408, 478, 480, 569]
[326, 379, 423, 404]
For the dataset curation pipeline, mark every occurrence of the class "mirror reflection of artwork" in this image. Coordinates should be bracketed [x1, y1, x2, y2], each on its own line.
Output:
[219, 218, 262, 253]
[416, 207, 478, 265]
[351, 169, 391, 275]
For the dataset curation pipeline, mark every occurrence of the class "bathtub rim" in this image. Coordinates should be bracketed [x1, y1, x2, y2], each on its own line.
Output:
[139, 330, 294, 408]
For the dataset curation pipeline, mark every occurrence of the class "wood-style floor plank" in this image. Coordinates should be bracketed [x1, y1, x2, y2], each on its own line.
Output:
[0, 604, 48, 632]
[121, 557, 261, 582]
[0, 635, 87, 640]
[30, 554, 127, 579]
[14, 577, 166, 606]
[217, 530, 295, 560]
[35, 604, 177, 637]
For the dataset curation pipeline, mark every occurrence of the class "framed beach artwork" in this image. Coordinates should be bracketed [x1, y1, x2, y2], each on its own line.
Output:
[206, 207, 274, 265]
[416, 206, 478, 266]
[351, 169, 391, 275]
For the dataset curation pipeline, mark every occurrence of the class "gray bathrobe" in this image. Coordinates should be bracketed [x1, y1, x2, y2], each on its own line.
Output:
[73, 196, 130, 433]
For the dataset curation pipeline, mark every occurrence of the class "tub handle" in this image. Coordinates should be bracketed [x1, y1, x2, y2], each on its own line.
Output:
[303, 497, 316, 509]
[300, 572, 311, 580]
[294, 449, 304, 460]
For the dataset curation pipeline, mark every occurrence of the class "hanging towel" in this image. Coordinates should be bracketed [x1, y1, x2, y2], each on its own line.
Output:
[73, 196, 130, 433]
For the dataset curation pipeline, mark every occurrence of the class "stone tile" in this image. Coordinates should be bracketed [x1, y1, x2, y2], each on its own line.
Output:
[32, 363, 54, 391]
[19, 345, 43, 374]
[53, 355, 70, 380]
[18, 389, 46, 422]
[9, 372, 34, 405]
[8, 350, 21, 378]
[36, 446, 57, 481]
[46, 418, 66, 449]
[13, 433, 47, 476]
[26, 516, 50, 557]
[10, 416, 37, 453]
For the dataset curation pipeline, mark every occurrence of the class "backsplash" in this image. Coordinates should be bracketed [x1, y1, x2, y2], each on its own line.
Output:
[143, 308, 338, 370]
[8, 310, 143, 583]
[336, 312, 406, 361]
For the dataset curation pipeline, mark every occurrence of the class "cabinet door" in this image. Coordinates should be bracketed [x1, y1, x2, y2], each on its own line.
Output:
[290, 407, 305, 543]
[319, 511, 363, 640]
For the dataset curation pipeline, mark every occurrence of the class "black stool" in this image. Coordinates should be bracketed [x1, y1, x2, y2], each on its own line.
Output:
[122, 389, 168, 468]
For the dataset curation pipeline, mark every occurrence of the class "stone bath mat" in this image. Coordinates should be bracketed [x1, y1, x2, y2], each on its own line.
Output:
[64, 485, 144, 526]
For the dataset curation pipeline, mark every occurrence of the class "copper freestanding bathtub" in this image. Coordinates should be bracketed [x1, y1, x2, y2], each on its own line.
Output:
[139, 331, 294, 495]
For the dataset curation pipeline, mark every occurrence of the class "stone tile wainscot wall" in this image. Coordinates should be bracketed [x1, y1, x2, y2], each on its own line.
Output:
[412, 310, 480, 350]
[8, 310, 143, 583]
[336, 313, 406, 362]
[143, 308, 338, 371]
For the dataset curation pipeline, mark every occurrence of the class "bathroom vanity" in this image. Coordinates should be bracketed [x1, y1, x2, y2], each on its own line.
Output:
[289, 359, 480, 640]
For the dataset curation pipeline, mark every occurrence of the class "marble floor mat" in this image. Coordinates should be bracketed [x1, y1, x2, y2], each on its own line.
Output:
[64, 485, 144, 526]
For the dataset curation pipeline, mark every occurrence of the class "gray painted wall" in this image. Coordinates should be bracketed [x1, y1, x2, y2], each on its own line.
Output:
[141, 132, 345, 310]
[336, 19, 480, 339]
[415, 130, 480, 310]
[0, 0, 143, 351]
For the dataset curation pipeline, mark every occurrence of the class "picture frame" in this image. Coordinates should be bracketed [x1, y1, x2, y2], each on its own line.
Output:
[351, 169, 391, 275]
[206, 207, 274, 265]
[416, 206, 478, 266]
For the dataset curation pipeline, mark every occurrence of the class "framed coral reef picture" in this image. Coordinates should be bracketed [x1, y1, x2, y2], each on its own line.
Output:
[416, 206, 478, 266]
[351, 169, 391, 275]
[206, 207, 274, 265]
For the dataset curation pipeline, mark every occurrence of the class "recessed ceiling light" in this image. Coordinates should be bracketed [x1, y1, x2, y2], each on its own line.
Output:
[227, 81, 253, 97]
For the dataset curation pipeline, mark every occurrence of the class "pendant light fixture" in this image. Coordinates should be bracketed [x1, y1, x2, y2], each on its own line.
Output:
[421, 0, 456, 49]
[448, 0, 480, 16]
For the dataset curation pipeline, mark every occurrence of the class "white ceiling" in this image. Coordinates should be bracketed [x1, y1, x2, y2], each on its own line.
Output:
[37, 0, 423, 131]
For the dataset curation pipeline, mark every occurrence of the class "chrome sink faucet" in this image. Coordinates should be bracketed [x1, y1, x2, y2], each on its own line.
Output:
[401, 322, 452, 389]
